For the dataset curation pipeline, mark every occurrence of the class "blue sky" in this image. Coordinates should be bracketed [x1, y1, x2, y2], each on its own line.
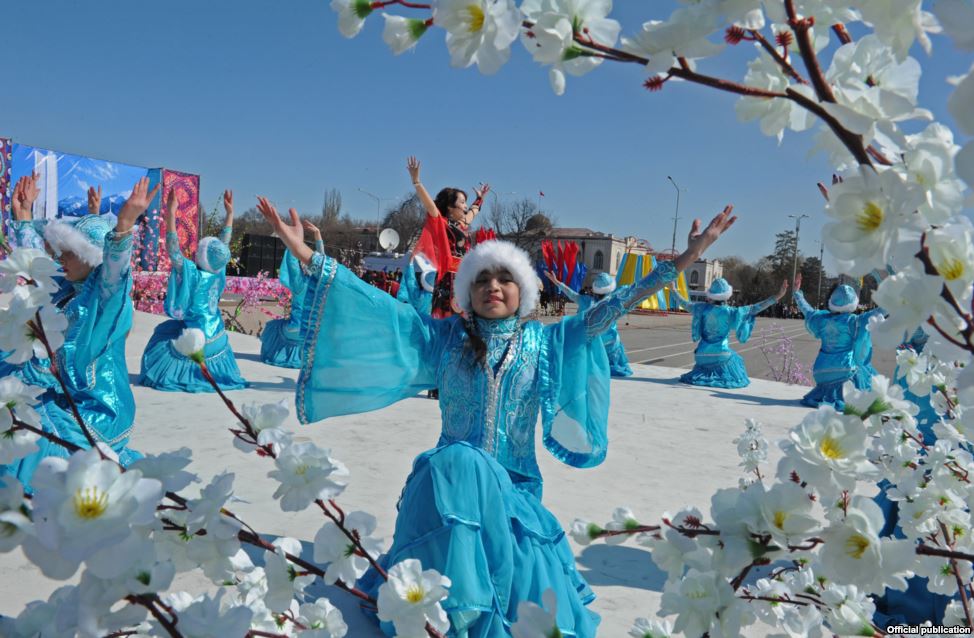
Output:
[2, 0, 970, 269]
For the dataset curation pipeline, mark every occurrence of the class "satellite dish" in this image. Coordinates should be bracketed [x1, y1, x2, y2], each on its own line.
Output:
[379, 228, 400, 251]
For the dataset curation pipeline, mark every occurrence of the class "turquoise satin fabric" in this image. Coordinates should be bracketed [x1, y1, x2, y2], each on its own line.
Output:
[671, 292, 775, 388]
[795, 290, 881, 409]
[260, 248, 317, 368]
[396, 259, 433, 316]
[2, 230, 141, 490]
[138, 231, 246, 392]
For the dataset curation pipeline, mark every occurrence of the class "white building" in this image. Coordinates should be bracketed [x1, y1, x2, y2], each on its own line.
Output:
[684, 259, 723, 300]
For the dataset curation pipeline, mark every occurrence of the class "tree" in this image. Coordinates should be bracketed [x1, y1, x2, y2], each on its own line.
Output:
[321, 188, 342, 226]
[486, 197, 547, 251]
[382, 193, 426, 251]
[799, 256, 827, 308]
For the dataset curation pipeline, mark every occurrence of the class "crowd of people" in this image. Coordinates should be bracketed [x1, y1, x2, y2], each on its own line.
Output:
[0, 153, 932, 635]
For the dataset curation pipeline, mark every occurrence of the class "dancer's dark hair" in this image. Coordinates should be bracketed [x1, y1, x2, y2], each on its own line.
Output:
[462, 316, 488, 366]
[434, 188, 467, 219]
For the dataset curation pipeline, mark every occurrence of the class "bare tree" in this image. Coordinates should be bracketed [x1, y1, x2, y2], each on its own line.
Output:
[321, 188, 343, 227]
[485, 197, 546, 250]
[382, 193, 426, 251]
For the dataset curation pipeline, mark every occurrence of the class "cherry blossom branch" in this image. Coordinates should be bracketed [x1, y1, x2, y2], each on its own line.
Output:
[371, 0, 431, 9]
[126, 594, 184, 638]
[749, 29, 807, 84]
[940, 522, 974, 628]
[196, 363, 276, 457]
[28, 313, 107, 458]
[831, 23, 852, 45]
[10, 416, 82, 453]
[784, 0, 837, 104]
[316, 498, 389, 580]
[916, 544, 974, 563]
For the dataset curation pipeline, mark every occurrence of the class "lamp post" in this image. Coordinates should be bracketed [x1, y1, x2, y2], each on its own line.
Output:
[357, 187, 389, 237]
[788, 213, 809, 303]
[815, 239, 824, 309]
[666, 176, 684, 257]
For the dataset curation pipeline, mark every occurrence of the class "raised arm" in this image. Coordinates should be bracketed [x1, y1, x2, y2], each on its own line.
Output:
[102, 176, 159, 299]
[749, 279, 788, 316]
[667, 286, 693, 311]
[87, 185, 102, 215]
[792, 274, 816, 316]
[586, 206, 737, 337]
[10, 173, 44, 249]
[545, 270, 580, 303]
[301, 219, 325, 253]
[219, 189, 233, 245]
[164, 189, 184, 272]
[463, 182, 489, 226]
[258, 197, 316, 268]
[407, 156, 440, 219]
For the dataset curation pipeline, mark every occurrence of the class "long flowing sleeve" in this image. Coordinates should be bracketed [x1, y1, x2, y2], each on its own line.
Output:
[669, 288, 693, 311]
[11, 221, 45, 250]
[314, 239, 324, 253]
[794, 291, 828, 337]
[218, 226, 232, 246]
[296, 252, 453, 424]
[166, 230, 184, 273]
[98, 230, 134, 301]
[734, 296, 776, 343]
[552, 279, 580, 303]
[539, 314, 610, 468]
[584, 261, 677, 338]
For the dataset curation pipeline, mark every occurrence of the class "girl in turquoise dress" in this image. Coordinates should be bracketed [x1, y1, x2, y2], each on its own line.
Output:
[544, 270, 634, 377]
[139, 189, 247, 392]
[257, 197, 736, 637]
[793, 274, 883, 409]
[260, 220, 325, 368]
[669, 278, 786, 388]
[2, 175, 158, 490]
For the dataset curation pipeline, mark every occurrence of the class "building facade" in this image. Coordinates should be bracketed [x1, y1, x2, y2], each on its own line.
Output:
[532, 227, 654, 285]
[684, 259, 724, 300]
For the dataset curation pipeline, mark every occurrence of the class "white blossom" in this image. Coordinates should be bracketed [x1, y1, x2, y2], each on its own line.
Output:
[377, 558, 451, 638]
[819, 583, 876, 636]
[382, 14, 430, 55]
[0, 477, 32, 552]
[268, 441, 349, 512]
[604, 506, 639, 545]
[264, 536, 315, 612]
[855, 0, 941, 61]
[435, 0, 520, 75]
[172, 328, 205, 362]
[234, 400, 293, 455]
[735, 51, 815, 142]
[297, 597, 349, 637]
[658, 568, 738, 638]
[511, 588, 559, 638]
[313, 510, 383, 585]
[629, 616, 673, 638]
[621, 5, 724, 75]
[331, 0, 373, 38]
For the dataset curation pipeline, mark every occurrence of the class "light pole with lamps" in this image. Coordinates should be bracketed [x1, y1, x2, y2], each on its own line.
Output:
[357, 187, 391, 237]
[788, 213, 809, 303]
[815, 239, 824, 309]
[666, 176, 684, 257]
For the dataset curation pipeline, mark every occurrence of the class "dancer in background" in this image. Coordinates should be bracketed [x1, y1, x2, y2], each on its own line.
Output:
[258, 194, 736, 638]
[260, 220, 324, 368]
[545, 270, 634, 377]
[407, 156, 489, 318]
[139, 189, 247, 392]
[2, 176, 158, 489]
[669, 278, 786, 388]
[793, 273, 882, 409]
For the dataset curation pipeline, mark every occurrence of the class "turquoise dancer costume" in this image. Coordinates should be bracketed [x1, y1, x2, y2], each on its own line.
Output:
[2, 216, 142, 490]
[669, 278, 776, 389]
[260, 240, 323, 368]
[296, 240, 678, 637]
[794, 285, 882, 410]
[549, 272, 633, 377]
[139, 228, 247, 392]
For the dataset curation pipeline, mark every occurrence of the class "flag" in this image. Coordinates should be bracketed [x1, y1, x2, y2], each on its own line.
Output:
[539, 190, 545, 197]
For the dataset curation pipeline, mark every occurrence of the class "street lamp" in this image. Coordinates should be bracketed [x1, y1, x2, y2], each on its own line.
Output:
[815, 239, 824, 309]
[788, 213, 809, 303]
[666, 176, 685, 256]
[357, 187, 390, 236]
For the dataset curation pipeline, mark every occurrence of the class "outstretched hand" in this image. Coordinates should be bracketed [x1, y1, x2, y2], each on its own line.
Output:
[794, 273, 802, 292]
[777, 279, 788, 300]
[12, 173, 40, 221]
[544, 270, 558, 284]
[117, 177, 161, 233]
[257, 196, 313, 265]
[474, 182, 490, 200]
[301, 219, 322, 239]
[87, 185, 102, 215]
[407, 156, 421, 183]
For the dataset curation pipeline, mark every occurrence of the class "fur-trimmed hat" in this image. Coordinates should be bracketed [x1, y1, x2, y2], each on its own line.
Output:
[829, 284, 859, 313]
[454, 240, 540, 318]
[44, 215, 114, 267]
[592, 272, 617, 295]
[195, 236, 231, 274]
[412, 252, 438, 293]
[707, 277, 733, 301]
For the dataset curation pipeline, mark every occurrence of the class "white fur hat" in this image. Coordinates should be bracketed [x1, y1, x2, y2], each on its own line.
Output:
[706, 277, 733, 302]
[828, 284, 859, 313]
[44, 215, 114, 267]
[195, 236, 231, 274]
[454, 240, 540, 318]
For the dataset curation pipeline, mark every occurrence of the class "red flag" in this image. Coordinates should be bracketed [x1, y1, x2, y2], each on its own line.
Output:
[475, 227, 497, 244]
[564, 241, 578, 284]
[555, 241, 565, 281]
[541, 240, 555, 274]
[539, 190, 545, 197]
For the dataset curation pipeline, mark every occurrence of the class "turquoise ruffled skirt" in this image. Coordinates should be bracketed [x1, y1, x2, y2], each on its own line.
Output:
[139, 319, 247, 392]
[358, 442, 599, 637]
[680, 350, 750, 389]
[259, 318, 304, 369]
[602, 328, 633, 378]
[2, 394, 142, 492]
